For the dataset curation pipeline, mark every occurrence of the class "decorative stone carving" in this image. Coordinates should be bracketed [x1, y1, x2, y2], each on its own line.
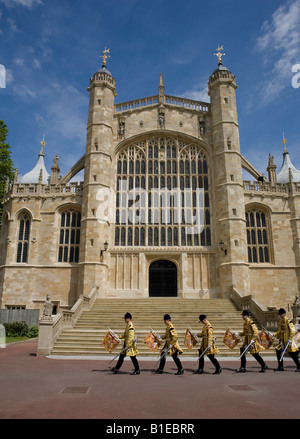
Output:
[42, 295, 54, 320]
[118, 118, 125, 137]
[199, 118, 206, 137]
[158, 107, 165, 129]
[291, 295, 300, 324]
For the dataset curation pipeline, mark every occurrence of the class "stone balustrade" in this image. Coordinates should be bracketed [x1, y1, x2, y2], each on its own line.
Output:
[243, 180, 288, 193]
[115, 94, 209, 114]
[36, 285, 99, 355]
[164, 95, 209, 112]
[115, 95, 159, 113]
[3, 182, 83, 202]
[229, 286, 279, 331]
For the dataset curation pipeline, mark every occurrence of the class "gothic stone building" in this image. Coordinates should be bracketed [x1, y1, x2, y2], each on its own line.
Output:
[1, 59, 300, 314]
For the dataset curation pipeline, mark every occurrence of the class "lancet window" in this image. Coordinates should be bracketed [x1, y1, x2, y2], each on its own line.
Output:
[58, 209, 81, 263]
[246, 208, 270, 263]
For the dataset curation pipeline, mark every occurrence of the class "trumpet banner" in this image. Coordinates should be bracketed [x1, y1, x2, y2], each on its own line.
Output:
[184, 329, 198, 350]
[102, 331, 120, 353]
[223, 328, 240, 349]
[258, 329, 274, 349]
[143, 332, 160, 352]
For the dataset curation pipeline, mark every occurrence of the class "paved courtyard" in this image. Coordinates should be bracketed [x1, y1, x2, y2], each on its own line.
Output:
[0, 339, 299, 421]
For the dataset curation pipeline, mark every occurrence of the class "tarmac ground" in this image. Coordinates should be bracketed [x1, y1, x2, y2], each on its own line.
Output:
[0, 339, 299, 432]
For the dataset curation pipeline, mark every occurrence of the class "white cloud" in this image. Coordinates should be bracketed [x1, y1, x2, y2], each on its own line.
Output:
[13, 84, 36, 100]
[7, 17, 19, 32]
[6, 68, 13, 84]
[44, 83, 87, 143]
[255, 0, 300, 104]
[0, 0, 42, 8]
[179, 82, 209, 103]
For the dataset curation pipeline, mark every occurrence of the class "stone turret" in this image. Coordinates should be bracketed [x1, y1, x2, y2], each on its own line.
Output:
[208, 50, 250, 296]
[79, 50, 116, 295]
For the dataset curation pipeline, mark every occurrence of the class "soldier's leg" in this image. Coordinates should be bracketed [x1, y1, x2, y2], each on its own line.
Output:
[276, 348, 284, 370]
[113, 352, 126, 372]
[130, 356, 140, 375]
[155, 353, 166, 373]
[252, 353, 267, 372]
[172, 352, 184, 375]
[288, 351, 300, 371]
[208, 354, 222, 374]
[195, 349, 204, 374]
[236, 347, 246, 372]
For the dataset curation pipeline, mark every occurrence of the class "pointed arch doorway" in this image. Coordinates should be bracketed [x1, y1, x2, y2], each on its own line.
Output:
[149, 260, 177, 297]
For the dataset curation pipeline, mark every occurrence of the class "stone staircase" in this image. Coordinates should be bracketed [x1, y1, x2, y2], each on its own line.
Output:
[50, 298, 272, 357]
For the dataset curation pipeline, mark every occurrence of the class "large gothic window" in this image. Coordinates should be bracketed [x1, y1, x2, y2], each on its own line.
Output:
[246, 208, 270, 263]
[115, 136, 211, 247]
[58, 209, 81, 263]
[17, 213, 30, 263]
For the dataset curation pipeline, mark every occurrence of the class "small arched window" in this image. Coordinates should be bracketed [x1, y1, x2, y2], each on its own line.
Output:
[17, 213, 31, 263]
[58, 209, 81, 263]
[245, 208, 271, 263]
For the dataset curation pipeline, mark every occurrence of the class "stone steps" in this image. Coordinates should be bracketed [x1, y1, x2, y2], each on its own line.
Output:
[51, 297, 274, 357]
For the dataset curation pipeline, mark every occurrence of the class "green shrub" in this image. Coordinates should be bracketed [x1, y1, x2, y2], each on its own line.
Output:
[3, 321, 29, 337]
[27, 325, 39, 338]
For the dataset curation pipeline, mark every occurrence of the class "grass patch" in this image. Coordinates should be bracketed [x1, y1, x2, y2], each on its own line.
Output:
[5, 336, 31, 344]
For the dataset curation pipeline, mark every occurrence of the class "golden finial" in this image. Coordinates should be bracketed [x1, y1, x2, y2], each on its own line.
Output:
[40, 134, 46, 155]
[282, 132, 287, 153]
[101, 47, 110, 67]
[214, 44, 225, 64]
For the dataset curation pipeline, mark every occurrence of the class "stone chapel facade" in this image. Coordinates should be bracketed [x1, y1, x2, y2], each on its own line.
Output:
[1, 56, 300, 314]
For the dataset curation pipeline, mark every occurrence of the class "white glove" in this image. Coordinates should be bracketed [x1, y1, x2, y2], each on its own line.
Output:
[251, 339, 254, 344]
[207, 345, 211, 349]
[194, 333, 198, 338]
[234, 332, 239, 337]
[288, 339, 292, 345]
[169, 345, 173, 350]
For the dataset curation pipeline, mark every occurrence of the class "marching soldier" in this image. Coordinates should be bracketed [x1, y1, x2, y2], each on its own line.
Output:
[155, 314, 184, 375]
[236, 310, 267, 373]
[272, 308, 300, 372]
[110, 312, 140, 375]
[195, 314, 222, 375]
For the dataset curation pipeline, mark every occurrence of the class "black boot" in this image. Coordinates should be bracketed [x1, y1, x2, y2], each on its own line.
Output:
[155, 368, 163, 374]
[259, 365, 268, 373]
[213, 368, 222, 375]
[194, 368, 203, 374]
[236, 367, 246, 373]
[131, 370, 140, 375]
[175, 369, 184, 375]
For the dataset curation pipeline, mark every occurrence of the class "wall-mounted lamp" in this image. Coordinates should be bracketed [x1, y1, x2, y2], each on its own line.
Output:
[219, 240, 227, 256]
[100, 240, 109, 257]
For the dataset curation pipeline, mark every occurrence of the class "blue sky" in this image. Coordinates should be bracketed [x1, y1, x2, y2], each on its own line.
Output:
[0, 0, 300, 180]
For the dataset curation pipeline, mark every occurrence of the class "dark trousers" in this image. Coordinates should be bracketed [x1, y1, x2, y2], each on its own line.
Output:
[198, 349, 221, 370]
[276, 348, 300, 368]
[115, 353, 140, 371]
[240, 347, 266, 369]
[159, 351, 183, 371]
